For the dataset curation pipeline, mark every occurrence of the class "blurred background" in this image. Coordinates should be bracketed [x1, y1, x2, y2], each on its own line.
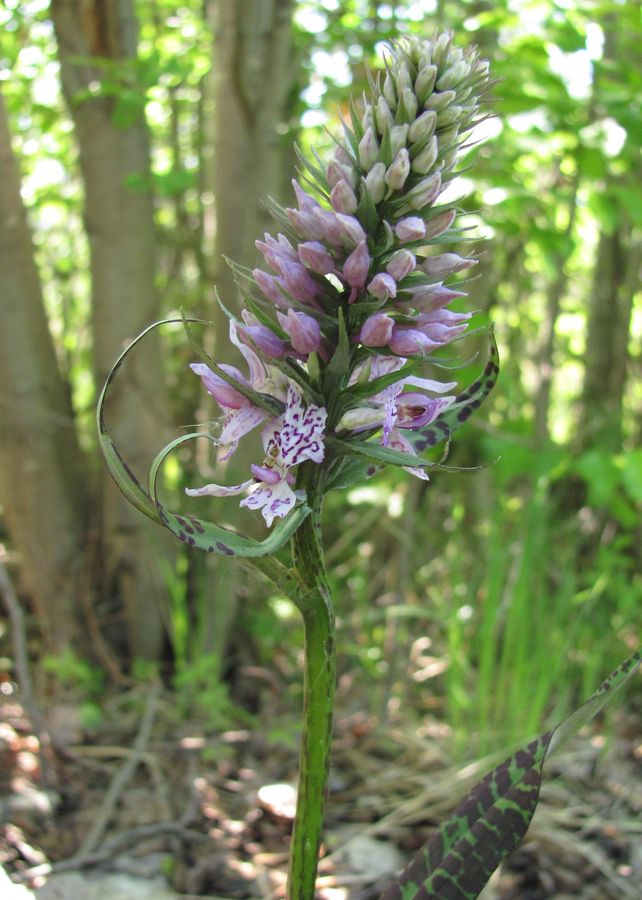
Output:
[0, 0, 640, 895]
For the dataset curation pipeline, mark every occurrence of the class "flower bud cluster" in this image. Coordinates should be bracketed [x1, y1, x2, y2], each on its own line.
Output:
[187, 34, 492, 525]
[248, 34, 489, 364]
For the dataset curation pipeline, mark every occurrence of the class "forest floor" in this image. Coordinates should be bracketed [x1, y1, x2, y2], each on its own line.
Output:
[1, 682, 641, 900]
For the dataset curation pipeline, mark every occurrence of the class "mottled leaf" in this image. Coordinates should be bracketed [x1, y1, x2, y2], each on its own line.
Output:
[380, 650, 641, 900]
[97, 319, 309, 558]
[408, 329, 499, 454]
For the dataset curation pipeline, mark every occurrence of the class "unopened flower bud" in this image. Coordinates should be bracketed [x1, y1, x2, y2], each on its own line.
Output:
[423, 209, 456, 241]
[411, 136, 438, 175]
[395, 217, 426, 242]
[282, 309, 322, 354]
[389, 124, 409, 158]
[385, 148, 410, 191]
[415, 64, 437, 104]
[312, 208, 344, 246]
[358, 126, 379, 171]
[292, 180, 320, 212]
[425, 89, 457, 111]
[333, 144, 353, 167]
[338, 406, 387, 433]
[327, 159, 356, 190]
[239, 324, 288, 358]
[389, 327, 440, 355]
[422, 253, 477, 276]
[287, 208, 324, 241]
[396, 63, 413, 93]
[408, 109, 437, 144]
[360, 313, 394, 347]
[190, 362, 248, 409]
[437, 105, 463, 128]
[336, 213, 366, 247]
[407, 171, 442, 209]
[405, 283, 467, 311]
[386, 249, 416, 281]
[431, 33, 452, 68]
[361, 102, 375, 133]
[367, 272, 397, 301]
[298, 241, 335, 275]
[364, 162, 386, 204]
[253, 268, 288, 307]
[343, 240, 370, 288]
[437, 125, 460, 151]
[399, 87, 418, 122]
[330, 179, 358, 214]
[383, 72, 397, 109]
[278, 259, 319, 302]
[375, 96, 394, 134]
[437, 60, 469, 91]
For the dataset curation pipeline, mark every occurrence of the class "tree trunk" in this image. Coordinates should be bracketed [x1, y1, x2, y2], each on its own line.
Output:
[51, 0, 175, 660]
[208, 0, 295, 317]
[0, 88, 88, 653]
[579, 218, 636, 452]
[187, 0, 297, 677]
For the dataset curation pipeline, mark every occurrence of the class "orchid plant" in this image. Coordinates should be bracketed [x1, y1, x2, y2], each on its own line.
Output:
[99, 32, 641, 900]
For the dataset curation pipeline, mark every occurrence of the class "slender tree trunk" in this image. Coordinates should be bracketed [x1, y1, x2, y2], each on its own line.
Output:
[191, 0, 296, 675]
[533, 169, 580, 444]
[579, 218, 637, 452]
[208, 0, 295, 314]
[51, 0, 174, 660]
[0, 88, 88, 652]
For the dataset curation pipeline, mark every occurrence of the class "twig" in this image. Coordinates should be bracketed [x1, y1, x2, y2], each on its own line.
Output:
[12, 822, 212, 881]
[0, 557, 56, 788]
[77, 680, 162, 856]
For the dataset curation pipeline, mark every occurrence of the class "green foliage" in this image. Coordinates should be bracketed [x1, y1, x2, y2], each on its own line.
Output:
[43, 650, 106, 729]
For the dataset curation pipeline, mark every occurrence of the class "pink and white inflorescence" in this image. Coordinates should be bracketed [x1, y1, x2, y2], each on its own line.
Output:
[187, 34, 491, 525]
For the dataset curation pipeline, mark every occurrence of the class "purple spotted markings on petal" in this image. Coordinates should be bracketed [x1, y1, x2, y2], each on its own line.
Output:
[186, 383, 327, 528]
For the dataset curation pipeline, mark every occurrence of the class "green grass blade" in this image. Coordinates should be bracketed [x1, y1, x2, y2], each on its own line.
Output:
[379, 650, 641, 900]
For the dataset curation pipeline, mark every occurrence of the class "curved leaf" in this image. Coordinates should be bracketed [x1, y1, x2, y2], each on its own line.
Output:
[409, 328, 500, 454]
[97, 318, 310, 558]
[379, 650, 641, 900]
[328, 436, 434, 472]
[148, 431, 311, 557]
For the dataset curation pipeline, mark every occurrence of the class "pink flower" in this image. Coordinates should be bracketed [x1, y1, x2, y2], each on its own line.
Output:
[186, 385, 327, 527]
[190, 320, 279, 462]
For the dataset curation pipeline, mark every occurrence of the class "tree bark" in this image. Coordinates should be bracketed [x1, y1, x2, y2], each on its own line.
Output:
[0, 88, 88, 652]
[579, 218, 637, 452]
[51, 0, 174, 660]
[189, 0, 296, 676]
[207, 0, 295, 317]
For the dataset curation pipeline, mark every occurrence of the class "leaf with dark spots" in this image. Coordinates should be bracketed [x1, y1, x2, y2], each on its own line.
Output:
[97, 318, 310, 559]
[407, 328, 500, 455]
[379, 650, 640, 900]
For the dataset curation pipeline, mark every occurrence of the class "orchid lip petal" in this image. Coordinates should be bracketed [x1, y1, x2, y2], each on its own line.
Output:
[240, 479, 297, 527]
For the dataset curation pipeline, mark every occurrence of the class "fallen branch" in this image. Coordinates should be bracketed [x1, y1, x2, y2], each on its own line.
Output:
[77, 679, 162, 856]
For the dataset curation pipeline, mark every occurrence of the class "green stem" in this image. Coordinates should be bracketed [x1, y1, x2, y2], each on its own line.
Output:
[287, 465, 336, 900]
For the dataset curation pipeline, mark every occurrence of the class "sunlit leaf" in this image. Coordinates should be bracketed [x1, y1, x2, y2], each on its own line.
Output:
[380, 651, 641, 900]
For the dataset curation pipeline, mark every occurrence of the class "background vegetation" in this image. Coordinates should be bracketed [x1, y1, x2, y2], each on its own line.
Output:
[0, 0, 640, 763]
